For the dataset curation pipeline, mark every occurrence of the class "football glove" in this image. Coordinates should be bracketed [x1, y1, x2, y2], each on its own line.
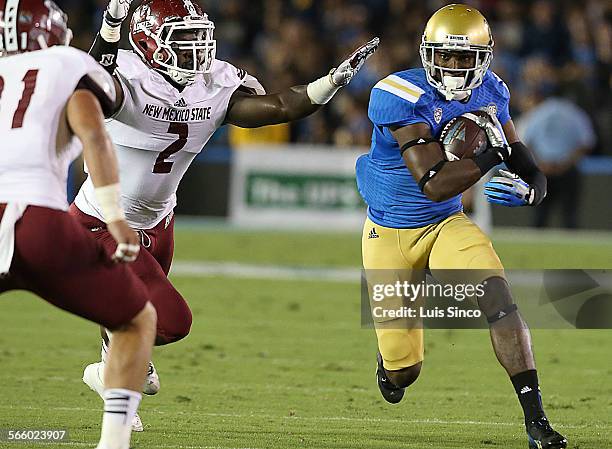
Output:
[105, 0, 132, 24]
[330, 37, 380, 86]
[101, 0, 132, 42]
[484, 170, 536, 207]
[464, 111, 511, 162]
[307, 37, 379, 104]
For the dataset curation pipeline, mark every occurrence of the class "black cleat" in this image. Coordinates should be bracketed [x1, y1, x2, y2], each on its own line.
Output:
[526, 417, 567, 449]
[376, 352, 404, 404]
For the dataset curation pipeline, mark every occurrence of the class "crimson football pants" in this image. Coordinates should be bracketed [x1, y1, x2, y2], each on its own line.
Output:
[0, 204, 149, 329]
[69, 204, 192, 345]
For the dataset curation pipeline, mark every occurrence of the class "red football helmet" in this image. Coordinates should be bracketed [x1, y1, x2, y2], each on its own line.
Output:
[130, 0, 216, 85]
[0, 0, 72, 56]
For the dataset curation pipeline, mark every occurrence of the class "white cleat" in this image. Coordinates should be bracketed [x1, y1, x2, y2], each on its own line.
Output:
[142, 362, 160, 396]
[131, 413, 144, 432]
[82, 362, 145, 432]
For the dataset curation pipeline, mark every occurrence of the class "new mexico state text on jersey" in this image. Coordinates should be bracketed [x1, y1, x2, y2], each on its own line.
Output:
[141, 104, 212, 122]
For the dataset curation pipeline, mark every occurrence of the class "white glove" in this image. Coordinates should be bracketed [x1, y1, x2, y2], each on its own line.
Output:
[307, 37, 380, 104]
[330, 37, 380, 86]
[462, 111, 511, 161]
[101, 0, 132, 42]
[106, 0, 132, 24]
[484, 170, 535, 207]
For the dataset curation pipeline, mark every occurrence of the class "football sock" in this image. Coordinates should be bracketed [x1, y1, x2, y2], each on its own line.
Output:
[98, 388, 141, 449]
[510, 369, 546, 424]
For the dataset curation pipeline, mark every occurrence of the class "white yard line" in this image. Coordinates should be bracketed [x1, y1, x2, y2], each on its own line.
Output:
[34, 444, 258, 449]
[170, 261, 550, 287]
[170, 260, 360, 283]
[0, 405, 607, 430]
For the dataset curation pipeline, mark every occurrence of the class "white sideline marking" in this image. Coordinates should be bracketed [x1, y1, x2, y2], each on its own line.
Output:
[170, 260, 360, 283]
[36, 444, 258, 449]
[170, 261, 549, 287]
[0, 405, 607, 430]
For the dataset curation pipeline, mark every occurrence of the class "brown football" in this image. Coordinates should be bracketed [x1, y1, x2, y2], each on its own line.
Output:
[439, 111, 490, 161]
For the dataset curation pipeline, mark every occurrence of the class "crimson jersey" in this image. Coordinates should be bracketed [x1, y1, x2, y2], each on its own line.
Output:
[75, 50, 265, 229]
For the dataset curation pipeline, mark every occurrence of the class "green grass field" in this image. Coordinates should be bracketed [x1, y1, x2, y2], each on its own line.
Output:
[0, 225, 611, 449]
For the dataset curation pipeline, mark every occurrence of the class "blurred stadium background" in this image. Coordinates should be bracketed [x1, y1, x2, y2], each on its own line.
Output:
[57, 0, 612, 230]
[1, 1, 611, 449]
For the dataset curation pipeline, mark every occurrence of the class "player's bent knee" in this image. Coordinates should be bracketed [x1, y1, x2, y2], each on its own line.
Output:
[388, 362, 422, 388]
[109, 301, 157, 336]
[155, 304, 192, 345]
[477, 277, 519, 324]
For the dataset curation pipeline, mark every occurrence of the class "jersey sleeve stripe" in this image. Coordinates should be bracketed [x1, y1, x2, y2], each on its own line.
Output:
[374, 78, 423, 104]
[386, 75, 425, 94]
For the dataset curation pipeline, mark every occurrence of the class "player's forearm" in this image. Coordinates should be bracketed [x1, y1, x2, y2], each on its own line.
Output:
[90, 0, 131, 74]
[225, 86, 321, 128]
[423, 159, 483, 202]
[505, 141, 547, 205]
[89, 33, 120, 75]
[83, 137, 121, 188]
[68, 90, 119, 188]
[225, 38, 379, 128]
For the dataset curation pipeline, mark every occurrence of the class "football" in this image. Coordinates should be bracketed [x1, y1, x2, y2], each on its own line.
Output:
[439, 111, 490, 161]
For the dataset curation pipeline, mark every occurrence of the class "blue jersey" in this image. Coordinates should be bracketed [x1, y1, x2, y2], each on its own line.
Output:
[356, 68, 511, 229]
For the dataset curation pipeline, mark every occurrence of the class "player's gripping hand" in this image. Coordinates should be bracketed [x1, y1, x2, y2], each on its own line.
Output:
[107, 220, 141, 263]
[469, 112, 512, 163]
[484, 170, 535, 207]
[330, 37, 380, 86]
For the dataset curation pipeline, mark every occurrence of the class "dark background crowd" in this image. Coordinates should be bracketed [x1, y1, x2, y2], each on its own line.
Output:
[55, 0, 611, 153]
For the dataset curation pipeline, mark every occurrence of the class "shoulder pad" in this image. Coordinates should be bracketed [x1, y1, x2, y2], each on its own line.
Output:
[486, 71, 510, 99]
[373, 73, 426, 104]
[369, 71, 434, 127]
[114, 50, 149, 80]
[76, 70, 116, 117]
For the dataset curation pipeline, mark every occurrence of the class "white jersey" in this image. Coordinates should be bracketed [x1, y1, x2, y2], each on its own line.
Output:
[75, 50, 264, 229]
[0, 47, 113, 210]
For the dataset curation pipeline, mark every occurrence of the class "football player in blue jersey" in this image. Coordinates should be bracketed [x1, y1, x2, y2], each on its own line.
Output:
[358, 4, 566, 449]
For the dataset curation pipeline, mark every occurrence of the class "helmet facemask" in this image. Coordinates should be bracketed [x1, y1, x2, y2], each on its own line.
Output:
[144, 15, 216, 86]
[420, 38, 492, 101]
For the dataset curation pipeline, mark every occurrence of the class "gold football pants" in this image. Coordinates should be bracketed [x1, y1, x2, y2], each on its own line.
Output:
[362, 213, 504, 371]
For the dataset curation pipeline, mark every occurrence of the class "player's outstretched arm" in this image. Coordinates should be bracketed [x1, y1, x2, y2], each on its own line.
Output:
[224, 38, 379, 128]
[393, 123, 509, 202]
[66, 89, 139, 263]
[88, 0, 131, 115]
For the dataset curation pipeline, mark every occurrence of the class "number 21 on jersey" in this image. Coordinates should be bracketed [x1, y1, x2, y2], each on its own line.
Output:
[0, 69, 40, 129]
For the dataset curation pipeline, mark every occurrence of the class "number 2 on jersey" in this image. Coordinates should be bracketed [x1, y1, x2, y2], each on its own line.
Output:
[153, 122, 188, 174]
[0, 70, 40, 129]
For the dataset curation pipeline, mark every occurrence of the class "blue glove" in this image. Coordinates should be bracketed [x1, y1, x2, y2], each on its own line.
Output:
[484, 170, 535, 207]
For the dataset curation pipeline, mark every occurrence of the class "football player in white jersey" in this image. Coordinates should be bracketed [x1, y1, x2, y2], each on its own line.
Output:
[0, 1, 158, 448]
[71, 0, 379, 431]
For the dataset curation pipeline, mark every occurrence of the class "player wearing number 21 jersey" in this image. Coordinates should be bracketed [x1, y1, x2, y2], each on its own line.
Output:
[72, 0, 379, 431]
[0, 2, 158, 449]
